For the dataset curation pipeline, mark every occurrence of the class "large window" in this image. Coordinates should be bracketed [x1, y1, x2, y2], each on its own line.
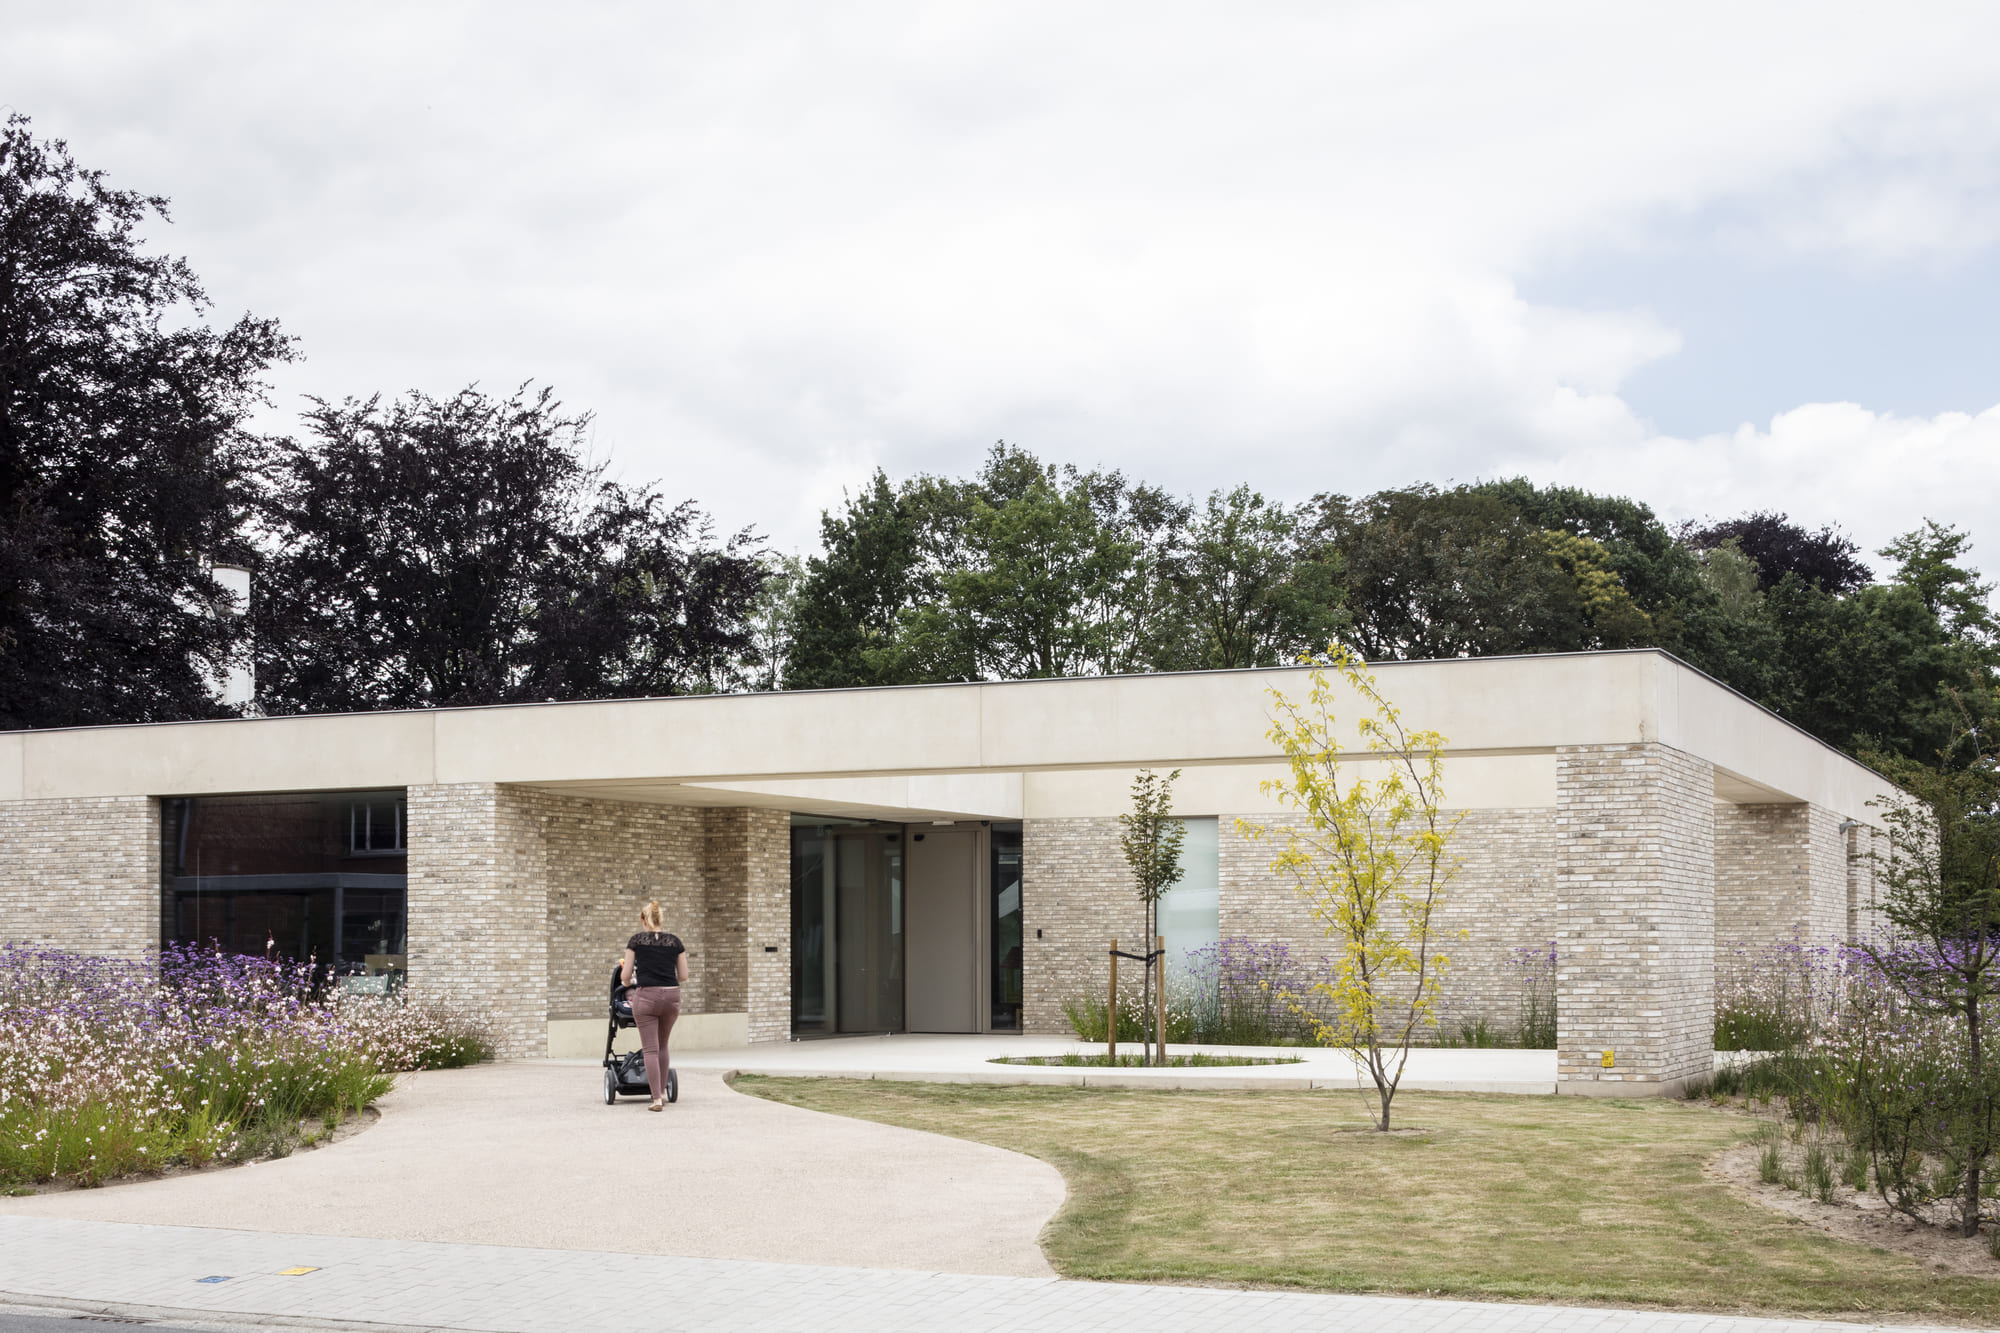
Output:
[1158, 816, 1220, 976]
[162, 790, 408, 979]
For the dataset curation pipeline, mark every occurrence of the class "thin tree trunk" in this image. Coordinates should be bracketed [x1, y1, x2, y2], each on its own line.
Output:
[1965, 979, 1985, 1236]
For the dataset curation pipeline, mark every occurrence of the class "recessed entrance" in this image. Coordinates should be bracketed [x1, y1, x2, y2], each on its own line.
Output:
[790, 821, 905, 1035]
[790, 817, 1020, 1036]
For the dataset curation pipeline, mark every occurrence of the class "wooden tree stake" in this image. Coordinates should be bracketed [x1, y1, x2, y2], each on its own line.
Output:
[1107, 938, 1119, 1064]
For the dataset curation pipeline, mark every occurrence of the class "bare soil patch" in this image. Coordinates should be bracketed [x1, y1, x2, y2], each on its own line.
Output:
[1709, 1140, 2000, 1280]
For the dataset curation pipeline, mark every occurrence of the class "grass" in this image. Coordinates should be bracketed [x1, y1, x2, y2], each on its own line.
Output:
[988, 1052, 1303, 1068]
[734, 1078, 2000, 1322]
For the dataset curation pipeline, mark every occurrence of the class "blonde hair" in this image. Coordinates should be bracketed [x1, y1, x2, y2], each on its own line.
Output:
[638, 900, 664, 931]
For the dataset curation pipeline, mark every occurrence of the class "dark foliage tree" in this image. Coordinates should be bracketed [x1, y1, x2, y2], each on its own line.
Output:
[253, 384, 764, 711]
[0, 114, 289, 728]
[1683, 511, 1870, 594]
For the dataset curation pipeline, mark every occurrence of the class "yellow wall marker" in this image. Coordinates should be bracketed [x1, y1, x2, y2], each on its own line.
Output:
[1600, 1049, 1615, 1068]
[278, 1267, 320, 1276]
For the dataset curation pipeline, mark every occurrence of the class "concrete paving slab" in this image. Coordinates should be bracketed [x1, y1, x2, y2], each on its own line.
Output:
[0, 1217, 1959, 1333]
[0, 1061, 1060, 1278]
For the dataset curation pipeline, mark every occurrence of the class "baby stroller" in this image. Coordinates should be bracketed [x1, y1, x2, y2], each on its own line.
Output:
[603, 965, 678, 1105]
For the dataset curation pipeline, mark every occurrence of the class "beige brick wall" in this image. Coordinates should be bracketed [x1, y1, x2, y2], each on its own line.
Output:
[406, 783, 551, 1059]
[1715, 801, 1854, 955]
[701, 807, 791, 1042]
[1023, 808, 1556, 1039]
[538, 794, 706, 1022]
[1225, 809, 1557, 1036]
[1021, 817, 1144, 1035]
[1555, 743, 1715, 1087]
[0, 796, 159, 958]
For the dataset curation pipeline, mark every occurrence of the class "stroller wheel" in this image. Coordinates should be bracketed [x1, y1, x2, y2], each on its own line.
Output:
[667, 1068, 679, 1104]
[603, 1067, 618, 1105]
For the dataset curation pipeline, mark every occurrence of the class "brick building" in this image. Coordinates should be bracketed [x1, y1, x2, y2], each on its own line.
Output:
[0, 650, 1895, 1094]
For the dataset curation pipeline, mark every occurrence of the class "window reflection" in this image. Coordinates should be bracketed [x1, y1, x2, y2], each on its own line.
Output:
[162, 791, 408, 980]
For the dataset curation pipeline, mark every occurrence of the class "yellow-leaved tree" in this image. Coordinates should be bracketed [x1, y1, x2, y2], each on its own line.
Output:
[1239, 645, 1462, 1131]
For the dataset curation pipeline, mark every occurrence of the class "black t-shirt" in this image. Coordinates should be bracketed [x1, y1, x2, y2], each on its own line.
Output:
[627, 931, 685, 988]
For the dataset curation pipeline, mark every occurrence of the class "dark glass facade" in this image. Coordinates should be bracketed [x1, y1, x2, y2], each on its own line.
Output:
[990, 825, 1023, 1030]
[790, 819, 904, 1034]
[161, 790, 408, 976]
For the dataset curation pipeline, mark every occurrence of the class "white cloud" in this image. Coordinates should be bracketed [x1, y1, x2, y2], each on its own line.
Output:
[1512, 402, 2000, 570]
[4, 2, 2000, 553]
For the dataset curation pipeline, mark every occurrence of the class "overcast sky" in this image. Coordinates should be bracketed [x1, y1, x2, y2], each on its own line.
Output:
[8, 3, 2000, 568]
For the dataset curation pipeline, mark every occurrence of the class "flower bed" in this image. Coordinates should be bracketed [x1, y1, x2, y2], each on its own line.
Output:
[0, 943, 495, 1189]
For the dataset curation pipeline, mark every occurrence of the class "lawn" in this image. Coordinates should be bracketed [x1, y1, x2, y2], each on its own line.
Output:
[734, 1078, 2000, 1322]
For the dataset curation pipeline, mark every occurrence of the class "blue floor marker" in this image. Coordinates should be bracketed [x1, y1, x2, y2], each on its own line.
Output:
[196, 1275, 231, 1283]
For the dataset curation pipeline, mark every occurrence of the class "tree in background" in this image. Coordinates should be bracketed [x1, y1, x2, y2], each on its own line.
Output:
[743, 553, 805, 692]
[1240, 646, 1461, 1131]
[902, 445, 1183, 680]
[783, 470, 931, 689]
[0, 114, 290, 728]
[253, 384, 764, 711]
[1683, 511, 1872, 594]
[1317, 484, 1637, 659]
[779, 454, 1998, 772]
[1160, 485, 1347, 669]
[1118, 767, 1184, 1067]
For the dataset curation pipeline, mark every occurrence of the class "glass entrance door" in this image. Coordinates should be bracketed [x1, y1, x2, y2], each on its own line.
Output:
[790, 822, 905, 1035]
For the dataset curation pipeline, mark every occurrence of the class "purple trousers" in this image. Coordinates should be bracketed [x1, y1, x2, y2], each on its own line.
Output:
[628, 985, 682, 1101]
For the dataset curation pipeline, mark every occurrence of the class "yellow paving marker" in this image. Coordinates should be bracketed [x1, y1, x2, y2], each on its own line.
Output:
[278, 1267, 320, 1276]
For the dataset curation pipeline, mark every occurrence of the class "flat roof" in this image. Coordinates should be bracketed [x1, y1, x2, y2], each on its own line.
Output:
[0, 650, 1896, 821]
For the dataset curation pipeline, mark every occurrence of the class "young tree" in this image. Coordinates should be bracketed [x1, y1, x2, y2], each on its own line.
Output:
[1239, 646, 1461, 1130]
[1863, 722, 2000, 1236]
[1118, 767, 1184, 1067]
[0, 114, 291, 727]
[254, 384, 764, 711]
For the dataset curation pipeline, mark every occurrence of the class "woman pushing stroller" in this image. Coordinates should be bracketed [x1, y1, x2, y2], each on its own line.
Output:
[621, 901, 685, 1112]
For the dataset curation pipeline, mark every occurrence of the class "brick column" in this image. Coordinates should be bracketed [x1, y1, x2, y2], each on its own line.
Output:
[0, 796, 159, 957]
[1556, 743, 1714, 1093]
[701, 807, 790, 1042]
[406, 783, 549, 1059]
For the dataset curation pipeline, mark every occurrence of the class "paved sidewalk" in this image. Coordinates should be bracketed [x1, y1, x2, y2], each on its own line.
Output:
[0, 1217, 1961, 1333]
[668, 1032, 1562, 1092]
